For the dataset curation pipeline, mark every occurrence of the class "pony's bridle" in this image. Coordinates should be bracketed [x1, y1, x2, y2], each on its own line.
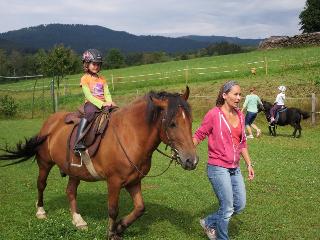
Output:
[111, 108, 183, 178]
[157, 112, 182, 166]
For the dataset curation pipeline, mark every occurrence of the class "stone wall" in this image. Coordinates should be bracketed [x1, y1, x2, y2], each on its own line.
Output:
[259, 32, 320, 49]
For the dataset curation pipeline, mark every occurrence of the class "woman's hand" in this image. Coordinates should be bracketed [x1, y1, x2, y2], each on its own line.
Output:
[247, 165, 255, 180]
[192, 137, 199, 146]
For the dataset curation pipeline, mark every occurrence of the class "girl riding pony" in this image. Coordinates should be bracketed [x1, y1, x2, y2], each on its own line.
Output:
[74, 49, 116, 152]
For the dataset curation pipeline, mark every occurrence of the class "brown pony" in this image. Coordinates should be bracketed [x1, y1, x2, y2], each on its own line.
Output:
[0, 87, 198, 240]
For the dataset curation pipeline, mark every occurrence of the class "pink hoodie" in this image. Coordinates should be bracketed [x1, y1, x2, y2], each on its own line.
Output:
[194, 107, 247, 168]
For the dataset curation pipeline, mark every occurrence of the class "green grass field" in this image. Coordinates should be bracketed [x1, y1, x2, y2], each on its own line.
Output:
[0, 118, 319, 240]
[0, 46, 320, 239]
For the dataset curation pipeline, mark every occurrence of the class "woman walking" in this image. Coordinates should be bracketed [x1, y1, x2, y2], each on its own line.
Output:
[193, 80, 255, 240]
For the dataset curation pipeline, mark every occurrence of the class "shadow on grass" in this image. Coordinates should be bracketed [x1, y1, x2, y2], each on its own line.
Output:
[262, 131, 296, 138]
[45, 192, 243, 239]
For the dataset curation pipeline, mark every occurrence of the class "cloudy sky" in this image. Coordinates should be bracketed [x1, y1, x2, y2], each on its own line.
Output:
[0, 0, 306, 38]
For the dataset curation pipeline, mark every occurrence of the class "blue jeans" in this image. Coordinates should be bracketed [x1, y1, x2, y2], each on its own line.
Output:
[204, 165, 246, 240]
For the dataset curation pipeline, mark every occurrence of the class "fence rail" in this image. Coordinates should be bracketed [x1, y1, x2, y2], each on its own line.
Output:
[0, 55, 319, 92]
[0, 56, 319, 123]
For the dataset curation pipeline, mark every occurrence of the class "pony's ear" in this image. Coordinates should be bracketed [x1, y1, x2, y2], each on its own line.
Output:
[181, 86, 190, 101]
[150, 96, 168, 109]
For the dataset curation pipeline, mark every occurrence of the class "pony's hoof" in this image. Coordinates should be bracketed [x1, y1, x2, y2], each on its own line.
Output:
[36, 206, 47, 219]
[72, 213, 88, 230]
[115, 220, 126, 234]
[77, 224, 88, 231]
[108, 230, 123, 240]
[36, 212, 47, 219]
[108, 234, 122, 240]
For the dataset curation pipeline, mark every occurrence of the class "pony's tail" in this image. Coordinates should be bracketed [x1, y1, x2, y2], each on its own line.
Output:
[299, 110, 310, 119]
[0, 135, 47, 166]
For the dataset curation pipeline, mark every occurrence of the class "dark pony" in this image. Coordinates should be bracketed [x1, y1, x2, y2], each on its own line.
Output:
[259, 100, 310, 137]
[0, 87, 198, 240]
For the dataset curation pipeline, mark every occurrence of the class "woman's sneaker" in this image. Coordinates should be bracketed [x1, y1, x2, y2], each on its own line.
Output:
[200, 219, 216, 240]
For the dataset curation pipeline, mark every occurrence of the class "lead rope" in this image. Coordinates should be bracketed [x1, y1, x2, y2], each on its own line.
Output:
[111, 124, 175, 178]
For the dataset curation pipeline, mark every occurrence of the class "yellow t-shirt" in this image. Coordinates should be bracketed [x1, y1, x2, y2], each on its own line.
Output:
[80, 74, 107, 101]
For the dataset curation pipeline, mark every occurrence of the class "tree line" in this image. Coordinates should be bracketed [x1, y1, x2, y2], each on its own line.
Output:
[0, 0, 319, 81]
[0, 42, 248, 82]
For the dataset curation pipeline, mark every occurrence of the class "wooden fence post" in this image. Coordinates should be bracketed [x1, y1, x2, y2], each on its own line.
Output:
[311, 93, 316, 125]
[265, 56, 268, 76]
[185, 66, 189, 85]
[31, 78, 38, 119]
[111, 74, 114, 91]
[42, 75, 45, 119]
[50, 78, 58, 113]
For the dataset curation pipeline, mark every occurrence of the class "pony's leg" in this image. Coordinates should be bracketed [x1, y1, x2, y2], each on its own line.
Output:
[292, 126, 298, 137]
[291, 121, 301, 138]
[268, 125, 272, 135]
[66, 177, 88, 230]
[107, 179, 122, 240]
[36, 160, 54, 219]
[297, 123, 302, 138]
[115, 182, 145, 235]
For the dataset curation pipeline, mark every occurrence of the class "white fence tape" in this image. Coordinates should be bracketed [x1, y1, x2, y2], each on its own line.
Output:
[1, 56, 319, 92]
[0, 74, 43, 79]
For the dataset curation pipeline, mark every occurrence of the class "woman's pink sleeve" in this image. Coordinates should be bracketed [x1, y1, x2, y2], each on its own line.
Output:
[193, 111, 213, 142]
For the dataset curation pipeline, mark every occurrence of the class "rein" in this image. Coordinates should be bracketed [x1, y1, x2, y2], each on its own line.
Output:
[111, 112, 181, 178]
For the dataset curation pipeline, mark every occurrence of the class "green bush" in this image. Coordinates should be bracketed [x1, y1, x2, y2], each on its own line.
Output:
[0, 95, 18, 117]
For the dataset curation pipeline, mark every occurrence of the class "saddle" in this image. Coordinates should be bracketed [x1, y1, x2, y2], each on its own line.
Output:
[274, 106, 287, 123]
[65, 105, 118, 158]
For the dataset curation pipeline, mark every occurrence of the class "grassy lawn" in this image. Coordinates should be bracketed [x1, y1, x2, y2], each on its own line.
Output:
[0, 118, 319, 240]
[0, 46, 319, 239]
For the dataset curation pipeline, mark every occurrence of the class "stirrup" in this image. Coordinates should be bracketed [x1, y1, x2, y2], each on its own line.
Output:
[71, 150, 84, 167]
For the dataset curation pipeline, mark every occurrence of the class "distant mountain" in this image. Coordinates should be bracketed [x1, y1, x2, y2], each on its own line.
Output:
[0, 24, 263, 54]
[182, 35, 263, 46]
[0, 24, 210, 54]
[0, 38, 24, 52]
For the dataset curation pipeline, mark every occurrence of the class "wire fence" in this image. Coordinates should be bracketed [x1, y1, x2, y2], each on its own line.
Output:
[0, 55, 319, 92]
[0, 56, 319, 123]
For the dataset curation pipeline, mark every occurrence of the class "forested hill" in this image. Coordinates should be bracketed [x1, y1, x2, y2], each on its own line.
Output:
[182, 35, 263, 46]
[0, 24, 263, 54]
[0, 24, 210, 53]
[0, 38, 24, 52]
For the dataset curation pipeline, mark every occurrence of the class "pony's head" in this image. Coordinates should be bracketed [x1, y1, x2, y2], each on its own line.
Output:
[259, 100, 274, 121]
[147, 87, 198, 170]
[261, 100, 273, 112]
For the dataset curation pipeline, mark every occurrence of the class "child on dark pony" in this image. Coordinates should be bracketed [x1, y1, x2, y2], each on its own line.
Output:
[270, 85, 286, 124]
[73, 49, 116, 153]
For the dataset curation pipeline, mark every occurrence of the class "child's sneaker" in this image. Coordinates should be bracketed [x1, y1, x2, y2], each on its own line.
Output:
[270, 117, 275, 123]
[247, 135, 254, 139]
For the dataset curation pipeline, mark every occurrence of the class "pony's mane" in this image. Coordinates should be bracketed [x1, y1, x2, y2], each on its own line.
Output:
[145, 91, 191, 127]
[262, 100, 273, 110]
